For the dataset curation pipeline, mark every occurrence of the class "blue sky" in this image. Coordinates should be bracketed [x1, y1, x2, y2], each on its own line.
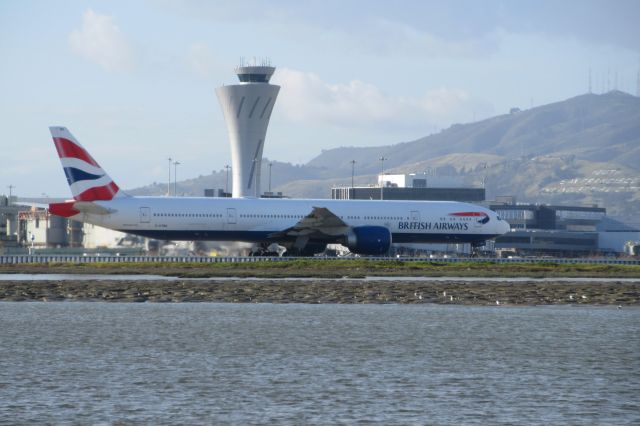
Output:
[1, 0, 639, 196]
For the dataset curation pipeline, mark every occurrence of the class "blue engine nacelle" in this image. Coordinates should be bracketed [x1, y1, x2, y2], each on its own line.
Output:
[346, 226, 392, 255]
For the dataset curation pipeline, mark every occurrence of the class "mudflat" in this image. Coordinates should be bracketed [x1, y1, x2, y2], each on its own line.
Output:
[1, 260, 639, 305]
[1, 278, 639, 304]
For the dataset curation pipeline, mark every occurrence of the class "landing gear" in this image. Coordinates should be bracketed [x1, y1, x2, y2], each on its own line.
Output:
[282, 242, 328, 257]
[471, 241, 485, 257]
[249, 243, 282, 257]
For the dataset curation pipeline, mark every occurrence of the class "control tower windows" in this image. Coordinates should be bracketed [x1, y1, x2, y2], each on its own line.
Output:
[238, 74, 269, 83]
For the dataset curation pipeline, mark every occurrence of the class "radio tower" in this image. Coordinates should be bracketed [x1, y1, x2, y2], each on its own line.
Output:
[216, 58, 280, 198]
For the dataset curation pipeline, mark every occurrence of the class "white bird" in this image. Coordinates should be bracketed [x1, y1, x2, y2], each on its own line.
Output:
[569, 294, 574, 300]
[496, 300, 500, 306]
[450, 295, 454, 301]
[443, 291, 447, 297]
[581, 295, 587, 299]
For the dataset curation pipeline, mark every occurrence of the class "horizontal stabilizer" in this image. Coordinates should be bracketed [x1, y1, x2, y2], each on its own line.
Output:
[49, 201, 116, 218]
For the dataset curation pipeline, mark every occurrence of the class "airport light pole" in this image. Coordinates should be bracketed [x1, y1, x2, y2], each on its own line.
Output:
[268, 162, 273, 193]
[350, 160, 356, 189]
[173, 161, 180, 196]
[167, 157, 172, 196]
[7, 185, 14, 205]
[225, 164, 231, 196]
[482, 162, 487, 188]
[253, 159, 258, 198]
[379, 157, 387, 200]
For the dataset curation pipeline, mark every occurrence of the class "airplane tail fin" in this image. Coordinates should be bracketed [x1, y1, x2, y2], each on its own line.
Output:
[49, 126, 126, 201]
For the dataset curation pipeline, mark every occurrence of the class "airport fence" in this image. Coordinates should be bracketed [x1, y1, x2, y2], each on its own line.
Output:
[0, 255, 639, 265]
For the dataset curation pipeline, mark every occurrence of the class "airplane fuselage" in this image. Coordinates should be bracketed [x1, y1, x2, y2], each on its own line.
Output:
[69, 196, 509, 245]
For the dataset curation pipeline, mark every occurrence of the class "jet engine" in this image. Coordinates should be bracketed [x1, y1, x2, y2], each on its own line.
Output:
[346, 226, 392, 255]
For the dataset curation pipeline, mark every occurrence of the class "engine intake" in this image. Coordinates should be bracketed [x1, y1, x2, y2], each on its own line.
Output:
[346, 226, 392, 255]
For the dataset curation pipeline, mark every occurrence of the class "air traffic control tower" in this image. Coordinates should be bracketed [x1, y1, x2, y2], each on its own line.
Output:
[216, 62, 280, 198]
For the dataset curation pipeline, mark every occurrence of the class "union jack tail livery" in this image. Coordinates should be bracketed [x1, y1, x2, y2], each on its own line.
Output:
[49, 126, 124, 201]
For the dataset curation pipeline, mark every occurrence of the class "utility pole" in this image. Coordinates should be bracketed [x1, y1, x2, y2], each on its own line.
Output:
[167, 157, 172, 196]
[225, 164, 231, 196]
[379, 157, 387, 200]
[268, 162, 273, 193]
[173, 161, 180, 196]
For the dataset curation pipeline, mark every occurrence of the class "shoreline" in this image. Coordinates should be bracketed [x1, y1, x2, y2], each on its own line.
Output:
[2, 259, 640, 279]
[1, 279, 638, 305]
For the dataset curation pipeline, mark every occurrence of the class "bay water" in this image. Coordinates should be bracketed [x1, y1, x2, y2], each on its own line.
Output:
[0, 303, 638, 425]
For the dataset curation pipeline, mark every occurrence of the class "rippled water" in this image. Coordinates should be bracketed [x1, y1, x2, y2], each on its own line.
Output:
[0, 303, 638, 425]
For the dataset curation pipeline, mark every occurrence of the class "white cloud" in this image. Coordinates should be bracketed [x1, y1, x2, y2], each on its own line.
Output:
[272, 68, 492, 132]
[69, 9, 136, 73]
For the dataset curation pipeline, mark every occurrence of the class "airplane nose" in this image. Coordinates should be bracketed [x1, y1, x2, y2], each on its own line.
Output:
[500, 220, 511, 234]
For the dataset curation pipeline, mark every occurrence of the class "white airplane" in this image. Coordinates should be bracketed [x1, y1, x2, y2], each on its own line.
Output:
[47, 126, 510, 255]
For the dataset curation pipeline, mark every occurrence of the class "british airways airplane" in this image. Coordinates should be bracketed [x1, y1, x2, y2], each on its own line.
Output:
[47, 127, 510, 255]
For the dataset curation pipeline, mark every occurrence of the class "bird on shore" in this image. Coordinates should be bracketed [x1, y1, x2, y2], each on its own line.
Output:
[496, 300, 500, 306]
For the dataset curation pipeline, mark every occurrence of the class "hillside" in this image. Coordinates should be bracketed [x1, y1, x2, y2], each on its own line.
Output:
[307, 91, 640, 174]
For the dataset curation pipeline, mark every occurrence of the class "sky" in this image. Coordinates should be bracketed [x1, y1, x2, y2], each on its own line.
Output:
[1, 0, 639, 197]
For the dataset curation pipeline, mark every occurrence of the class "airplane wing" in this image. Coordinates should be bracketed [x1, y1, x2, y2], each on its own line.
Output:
[268, 206, 350, 249]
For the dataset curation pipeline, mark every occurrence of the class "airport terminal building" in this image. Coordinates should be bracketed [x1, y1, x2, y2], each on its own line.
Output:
[332, 173, 485, 202]
[490, 199, 638, 257]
